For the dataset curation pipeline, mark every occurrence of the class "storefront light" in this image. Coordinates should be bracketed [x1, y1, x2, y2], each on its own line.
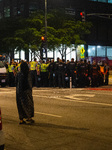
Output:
[97, 45, 101, 48]
[88, 49, 90, 52]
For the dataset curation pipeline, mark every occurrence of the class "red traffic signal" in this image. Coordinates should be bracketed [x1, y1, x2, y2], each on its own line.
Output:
[80, 12, 86, 22]
[80, 12, 84, 16]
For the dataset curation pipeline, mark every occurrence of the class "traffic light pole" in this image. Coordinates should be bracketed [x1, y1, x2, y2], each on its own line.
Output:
[45, 0, 47, 60]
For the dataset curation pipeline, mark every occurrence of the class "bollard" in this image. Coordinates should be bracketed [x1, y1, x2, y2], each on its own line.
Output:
[70, 77, 72, 89]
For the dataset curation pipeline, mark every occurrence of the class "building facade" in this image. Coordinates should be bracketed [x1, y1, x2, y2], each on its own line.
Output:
[0, 0, 112, 61]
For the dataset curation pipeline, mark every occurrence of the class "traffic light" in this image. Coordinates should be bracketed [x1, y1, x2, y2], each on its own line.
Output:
[41, 36, 45, 41]
[41, 36, 46, 60]
[80, 12, 86, 22]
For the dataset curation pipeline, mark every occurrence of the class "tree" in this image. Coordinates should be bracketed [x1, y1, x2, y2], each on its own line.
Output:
[47, 10, 92, 60]
[0, 10, 92, 60]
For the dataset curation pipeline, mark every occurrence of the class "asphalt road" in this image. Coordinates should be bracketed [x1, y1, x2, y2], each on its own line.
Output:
[0, 86, 112, 150]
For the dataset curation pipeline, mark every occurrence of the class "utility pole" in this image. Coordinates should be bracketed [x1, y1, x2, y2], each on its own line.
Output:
[45, 0, 47, 60]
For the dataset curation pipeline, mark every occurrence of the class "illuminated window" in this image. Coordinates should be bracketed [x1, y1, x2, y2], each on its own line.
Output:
[90, 0, 112, 3]
[108, 0, 112, 3]
[97, 46, 106, 57]
[98, 0, 107, 2]
[107, 47, 112, 60]
[4, 7, 10, 17]
[88, 46, 96, 56]
[13, 7, 17, 16]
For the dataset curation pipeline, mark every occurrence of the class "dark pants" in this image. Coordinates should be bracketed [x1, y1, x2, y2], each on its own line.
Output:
[8, 72, 15, 87]
[49, 72, 55, 87]
[105, 74, 109, 85]
[98, 73, 104, 86]
[70, 71, 77, 87]
[54, 72, 58, 87]
[91, 75, 99, 87]
[58, 72, 65, 88]
[37, 75, 41, 87]
[30, 70, 37, 87]
[78, 74, 87, 87]
[40, 72, 48, 87]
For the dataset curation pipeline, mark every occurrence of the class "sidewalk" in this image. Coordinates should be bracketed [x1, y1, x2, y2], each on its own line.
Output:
[109, 70, 112, 85]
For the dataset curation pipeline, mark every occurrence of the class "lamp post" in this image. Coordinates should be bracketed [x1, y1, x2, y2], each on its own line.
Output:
[45, 0, 47, 60]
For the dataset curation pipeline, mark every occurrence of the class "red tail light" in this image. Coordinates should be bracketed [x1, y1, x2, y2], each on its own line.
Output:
[0, 109, 2, 130]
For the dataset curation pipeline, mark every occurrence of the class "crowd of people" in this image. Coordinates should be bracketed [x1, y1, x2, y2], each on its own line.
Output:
[4, 57, 109, 88]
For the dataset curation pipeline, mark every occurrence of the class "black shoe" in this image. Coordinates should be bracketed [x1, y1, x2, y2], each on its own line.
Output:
[26, 119, 35, 124]
[19, 120, 26, 125]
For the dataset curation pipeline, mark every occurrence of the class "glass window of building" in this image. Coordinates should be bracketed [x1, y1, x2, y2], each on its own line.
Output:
[4, 6, 10, 17]
[108, 0, 112, 3]
[97, 46, 106, 57]
[13, 7, 17, 16]
[90, 0, 97, 1]
[17, 4, 24, 15]
[107, 47, 112, 60]
[90, 0, 112, 3]
[88, 46, 96, 57]
[98, 0, 107, 2]
[0, 12, 2, 19]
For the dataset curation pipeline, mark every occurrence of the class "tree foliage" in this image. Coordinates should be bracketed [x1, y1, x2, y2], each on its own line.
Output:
[0, 9, 92, 59]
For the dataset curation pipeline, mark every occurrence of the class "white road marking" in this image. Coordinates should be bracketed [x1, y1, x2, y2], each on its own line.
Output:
[0, 89, 112, 107]
[35, 112, 62, 118]
[65, 94, 95, 100]
[34, 94, 112, 107]
[56, 97, 112, 107]
[67, 94, 95, 97]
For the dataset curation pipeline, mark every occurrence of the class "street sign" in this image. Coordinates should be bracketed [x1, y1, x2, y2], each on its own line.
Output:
[80, 48, 85, 59]
[65, 8, 75, 16]
[80, 47, 85, 54]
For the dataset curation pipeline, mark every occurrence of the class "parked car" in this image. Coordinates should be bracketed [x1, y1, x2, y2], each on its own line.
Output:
[0, 108, 5, 150]
[0, 61, 8, 87]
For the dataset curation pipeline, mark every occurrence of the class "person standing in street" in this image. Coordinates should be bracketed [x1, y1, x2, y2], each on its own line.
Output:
[15, 62, 34, 124]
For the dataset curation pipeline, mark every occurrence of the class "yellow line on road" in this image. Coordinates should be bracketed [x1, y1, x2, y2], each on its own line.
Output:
[35, 112, 62, 118]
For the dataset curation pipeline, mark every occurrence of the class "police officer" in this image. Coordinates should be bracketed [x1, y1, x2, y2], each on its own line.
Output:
[87, 61, 92, 86]
[46, 59, 50, 87]
[54, 58, 60, 87]
[57, 59, 66, 88]
[66, 58, 77, 87]
[91, 61, 100, 87]
[48, 59, 55, 87]
[40, 60, 48, 87]
[8, 61, 15, 87]
[30, 58, 37, 87]
[77, 60, 88, 87]
[36, 61, 41, 87]
[104, 62, 109, 85]
[99, 62, 104, 86]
